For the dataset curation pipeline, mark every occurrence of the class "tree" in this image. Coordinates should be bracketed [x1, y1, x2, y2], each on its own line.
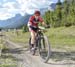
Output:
[43, 0, 75, 27]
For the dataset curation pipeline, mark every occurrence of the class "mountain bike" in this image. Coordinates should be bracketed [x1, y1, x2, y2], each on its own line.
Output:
[29, 26, 51, 63]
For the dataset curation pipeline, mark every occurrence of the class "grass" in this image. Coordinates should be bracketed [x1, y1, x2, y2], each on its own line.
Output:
[0, 39, 8, 50]
[0, 39, 6, 49]
[0, 52, 17, 67]
[47, 26, 75, 44]
[0, 35, 17, 67]
[6, 30, 30, 44]
[5, 26, 75, 51]
[0, 58, 17, 67]
[0, 65, 16, 67]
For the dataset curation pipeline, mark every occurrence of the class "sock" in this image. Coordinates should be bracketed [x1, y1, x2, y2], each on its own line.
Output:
[31, 44, 34, 47]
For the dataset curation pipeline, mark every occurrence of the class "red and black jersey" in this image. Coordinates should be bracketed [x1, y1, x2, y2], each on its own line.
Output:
[28, 16, 43, 27]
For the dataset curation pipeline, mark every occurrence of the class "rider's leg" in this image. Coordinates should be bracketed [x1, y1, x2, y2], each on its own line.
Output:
[30, 31, 36, 47]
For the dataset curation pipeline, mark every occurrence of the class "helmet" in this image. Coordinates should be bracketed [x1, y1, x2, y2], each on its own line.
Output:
[34, 11, 41, 15]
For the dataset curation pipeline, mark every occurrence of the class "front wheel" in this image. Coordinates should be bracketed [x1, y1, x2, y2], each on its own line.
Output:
[38, 35, 51, 63]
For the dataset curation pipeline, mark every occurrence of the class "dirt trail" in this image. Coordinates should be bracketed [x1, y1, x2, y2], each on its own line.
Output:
[10, 50, 75, 67]
[3, 39, 75, 67]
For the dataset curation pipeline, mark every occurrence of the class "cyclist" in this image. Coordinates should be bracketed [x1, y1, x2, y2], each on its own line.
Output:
[28, 10, 47, 53]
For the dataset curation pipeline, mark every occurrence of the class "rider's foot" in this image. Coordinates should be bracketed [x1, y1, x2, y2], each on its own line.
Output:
[31, 47, 36, 55]
[31, 47, 35, 51]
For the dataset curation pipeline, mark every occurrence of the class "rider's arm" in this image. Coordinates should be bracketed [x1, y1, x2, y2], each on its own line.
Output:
[41, 21, 47, 27]
[28, 16, 34, 27]
[39, 17, 47, 27]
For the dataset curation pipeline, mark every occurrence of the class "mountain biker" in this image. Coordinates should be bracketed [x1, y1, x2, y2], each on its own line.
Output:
[28, 10, 47, 52]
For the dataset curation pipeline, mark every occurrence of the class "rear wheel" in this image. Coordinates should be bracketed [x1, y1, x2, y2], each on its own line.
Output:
[38, 35, 51, 63]
[29, 38, 31, 50]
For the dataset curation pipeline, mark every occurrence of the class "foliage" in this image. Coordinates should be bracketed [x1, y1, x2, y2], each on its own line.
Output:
[22, 0, 75, 32]
[44, 0, 75, 27]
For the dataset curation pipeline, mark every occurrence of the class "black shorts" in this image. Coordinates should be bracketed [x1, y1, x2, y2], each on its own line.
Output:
[29, 26, 38, 32]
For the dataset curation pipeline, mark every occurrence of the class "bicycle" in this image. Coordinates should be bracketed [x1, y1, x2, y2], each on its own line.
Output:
[29, 26, 51, 63]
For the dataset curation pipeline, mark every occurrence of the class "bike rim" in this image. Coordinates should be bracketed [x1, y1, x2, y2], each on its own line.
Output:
[39, 36, 51, 63]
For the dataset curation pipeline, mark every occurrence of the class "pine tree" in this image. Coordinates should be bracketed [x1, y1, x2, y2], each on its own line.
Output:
[43, 0, 75, 27]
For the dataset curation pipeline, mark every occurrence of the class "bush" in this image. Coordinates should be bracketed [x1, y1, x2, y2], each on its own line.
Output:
[22, 25, 28, 33]
[65, 22, 72, 27]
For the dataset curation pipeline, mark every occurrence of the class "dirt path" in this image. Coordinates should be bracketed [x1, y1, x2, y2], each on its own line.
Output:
[3, 38, 75, 67]
[9, 50, 75, 67]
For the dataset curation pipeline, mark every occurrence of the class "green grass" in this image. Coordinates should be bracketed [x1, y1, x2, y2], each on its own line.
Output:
[0, 54, 17, 67]
[5, 26, 75, 51]
[0, 39, 7, 49]
[0, 53, 17, 67]
[6, 30, 30, 44]
[0, 65, 16, 67]
[0, 63, 16, 67]
[45, 26, 75, 50]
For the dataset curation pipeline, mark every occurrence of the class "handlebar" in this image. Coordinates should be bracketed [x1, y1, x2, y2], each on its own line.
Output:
[38, 26, 45, 30]
[38, 26, 47, 33]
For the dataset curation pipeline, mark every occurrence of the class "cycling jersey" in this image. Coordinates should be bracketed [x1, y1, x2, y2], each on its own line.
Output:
[28, 16, 43, 27]
[28, 15, 43, 32]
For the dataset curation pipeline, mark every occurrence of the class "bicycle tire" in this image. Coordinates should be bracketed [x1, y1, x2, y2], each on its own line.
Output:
[38, 35, 51, 63]
[29, 38, 31, 50]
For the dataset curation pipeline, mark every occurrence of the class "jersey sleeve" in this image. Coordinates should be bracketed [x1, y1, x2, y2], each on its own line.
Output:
[29, 16, 34, 22]
[39, 17, 44, 22]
